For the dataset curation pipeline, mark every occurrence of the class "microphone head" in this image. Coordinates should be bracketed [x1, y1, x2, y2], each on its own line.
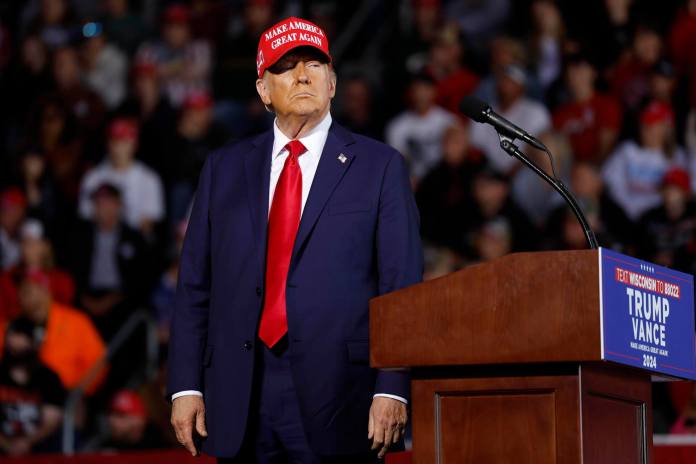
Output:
[459, 96, 490, 123]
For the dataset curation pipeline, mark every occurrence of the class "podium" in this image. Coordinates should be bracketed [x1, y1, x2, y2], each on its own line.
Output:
[370, 249, 695, 464]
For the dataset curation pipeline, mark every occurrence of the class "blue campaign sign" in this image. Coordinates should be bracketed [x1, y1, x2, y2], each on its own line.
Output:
[600, 248, 696, 379]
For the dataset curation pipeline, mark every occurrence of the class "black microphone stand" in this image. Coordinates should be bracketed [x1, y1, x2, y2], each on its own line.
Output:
[498, 134, 599, 249]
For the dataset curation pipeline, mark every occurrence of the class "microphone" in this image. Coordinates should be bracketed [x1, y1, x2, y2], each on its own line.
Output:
[460, 96, 547, 151]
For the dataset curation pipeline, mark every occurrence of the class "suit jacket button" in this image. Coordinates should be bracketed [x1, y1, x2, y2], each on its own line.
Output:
[255, 287, 262, 296]
[243, 341, 253, 351]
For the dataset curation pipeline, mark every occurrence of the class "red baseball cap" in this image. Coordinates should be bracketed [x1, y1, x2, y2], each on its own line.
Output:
[163, 4, 190, 24]
[640, 101, 675, 126]
[256, 17, 331, 78]
[109, 118, 139, 141]
[662, 167, 691, 193]
[183, 91, 213, 110]
[0, 187, 27, 210]
[109, 390, 147, 418]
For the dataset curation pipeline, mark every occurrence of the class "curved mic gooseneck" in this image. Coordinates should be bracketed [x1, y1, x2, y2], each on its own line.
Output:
[460, 95, 598, 249]
[498, 134, 599, 249]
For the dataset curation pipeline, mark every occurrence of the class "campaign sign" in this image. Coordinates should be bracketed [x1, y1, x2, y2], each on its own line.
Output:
[600, 247, 696, 379]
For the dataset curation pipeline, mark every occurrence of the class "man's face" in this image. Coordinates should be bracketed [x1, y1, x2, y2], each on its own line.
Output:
[442, 124, 470, 165]
[496, 74, 524, 106]
[567, 62, 595, 97]
[164, 23, 190, 48]
[409, 80, 436, 114]
[109, 138, 137, 167]
[256, 48, 336, 120]
[0, 204, 26, 234]
[53, 48, 81, 90]
[93, 195, 122, 228]
[19, 282, 50, 323]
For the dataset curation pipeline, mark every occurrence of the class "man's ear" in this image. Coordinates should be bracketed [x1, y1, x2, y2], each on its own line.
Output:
[256, 78, 272, 106]
[328, 68, 337, 99]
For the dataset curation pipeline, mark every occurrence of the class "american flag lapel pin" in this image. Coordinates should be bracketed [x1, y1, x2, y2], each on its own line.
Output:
[337, 153, 347, 164]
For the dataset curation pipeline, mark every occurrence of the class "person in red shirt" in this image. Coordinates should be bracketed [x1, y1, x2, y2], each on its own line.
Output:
[427, 22, 479, 115]
[608, 26, 662, 111]
[553, 53, 622, 164]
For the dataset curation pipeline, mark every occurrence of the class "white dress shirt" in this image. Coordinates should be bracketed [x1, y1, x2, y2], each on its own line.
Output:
[173, 112, 407, 405]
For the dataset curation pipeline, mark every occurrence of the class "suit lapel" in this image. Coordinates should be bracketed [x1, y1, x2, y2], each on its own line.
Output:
[244, 130, 273, 276]
[292, 124, 355, 259]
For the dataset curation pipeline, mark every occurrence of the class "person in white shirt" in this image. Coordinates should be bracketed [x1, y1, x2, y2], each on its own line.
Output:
[385, 72, 457, 185]
[603, 101, 688, 221]
[470, 64, 551, 175]
[78, 118, 164, 237]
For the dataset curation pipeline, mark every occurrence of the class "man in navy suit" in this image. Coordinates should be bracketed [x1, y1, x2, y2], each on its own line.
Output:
[168, 17, 423, 463]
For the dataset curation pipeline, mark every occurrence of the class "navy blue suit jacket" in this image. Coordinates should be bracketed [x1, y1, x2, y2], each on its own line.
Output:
[167, 122, 423, 457]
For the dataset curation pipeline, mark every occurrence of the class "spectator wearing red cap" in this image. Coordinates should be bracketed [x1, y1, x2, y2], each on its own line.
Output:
[102, 389, 166, 450]
[425, 22, 480, 115]
[135, 4, 212, 107]
[0, 219, 75, 324]
[78, 117, 164, 237]
[638, 167, 696, 273]
[0, 188, 27, 271]
[553, 53, 622, 164]
[603, 101, 689, 221]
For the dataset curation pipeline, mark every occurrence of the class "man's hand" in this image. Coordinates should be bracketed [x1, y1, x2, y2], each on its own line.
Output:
[367, 396, 407, 459]
[171, 395, 208, 456]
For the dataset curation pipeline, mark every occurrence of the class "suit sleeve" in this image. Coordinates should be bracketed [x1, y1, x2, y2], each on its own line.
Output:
[374, 149, 424, 401]
[166, 154, 214, 400]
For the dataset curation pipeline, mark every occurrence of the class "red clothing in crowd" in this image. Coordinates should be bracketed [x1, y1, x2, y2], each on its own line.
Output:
[0, 267, 75, 322]
[0, 302, 107, 395]
[608, 58, 652, 109]
[553, 93, 622, 163]
[435, 69, 480, 115]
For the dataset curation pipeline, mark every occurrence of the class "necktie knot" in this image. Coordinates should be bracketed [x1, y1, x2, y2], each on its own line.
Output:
[285, 140, 307, 160]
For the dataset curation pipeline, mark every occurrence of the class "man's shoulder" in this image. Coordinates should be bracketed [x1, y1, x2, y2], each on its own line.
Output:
[340, 125, 402, 162]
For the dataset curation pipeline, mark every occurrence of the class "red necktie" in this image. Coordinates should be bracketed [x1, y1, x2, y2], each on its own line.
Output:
[258, 140, 306, 348]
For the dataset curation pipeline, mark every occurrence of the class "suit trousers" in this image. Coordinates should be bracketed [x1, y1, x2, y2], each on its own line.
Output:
[217, 341, 380, 464]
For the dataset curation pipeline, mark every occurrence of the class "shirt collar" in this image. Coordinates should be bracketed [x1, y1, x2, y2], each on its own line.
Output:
[272, 111, 332, 161]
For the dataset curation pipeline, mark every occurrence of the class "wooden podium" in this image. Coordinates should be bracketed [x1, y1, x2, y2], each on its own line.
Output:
[370, 250, 654, 464]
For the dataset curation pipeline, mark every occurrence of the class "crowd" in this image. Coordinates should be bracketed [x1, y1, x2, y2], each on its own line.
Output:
[0, 0, 695, 455]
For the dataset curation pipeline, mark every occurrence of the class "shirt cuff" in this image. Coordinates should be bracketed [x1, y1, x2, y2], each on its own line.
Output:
[172, 390, 203, 401]
[374, 393, 408, 405]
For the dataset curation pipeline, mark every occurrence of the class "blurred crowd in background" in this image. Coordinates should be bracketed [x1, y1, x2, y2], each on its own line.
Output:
[1, 0, 696, 456]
